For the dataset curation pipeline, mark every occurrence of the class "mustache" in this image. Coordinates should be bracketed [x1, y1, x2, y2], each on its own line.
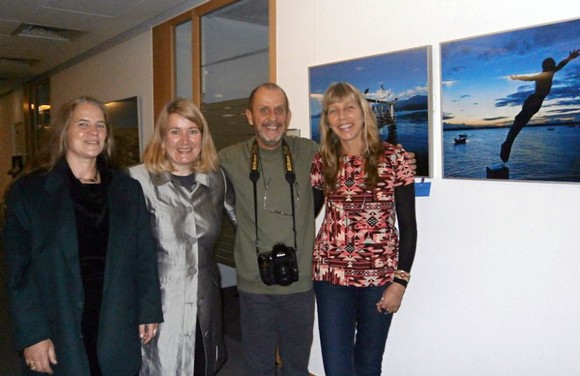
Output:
[262, 120, 282, 128]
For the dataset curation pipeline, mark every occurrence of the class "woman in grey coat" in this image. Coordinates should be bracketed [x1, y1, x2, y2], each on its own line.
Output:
[129, 99, 236, 375]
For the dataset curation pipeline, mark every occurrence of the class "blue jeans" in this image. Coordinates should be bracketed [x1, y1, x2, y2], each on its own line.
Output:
[314, 281, 393, 376]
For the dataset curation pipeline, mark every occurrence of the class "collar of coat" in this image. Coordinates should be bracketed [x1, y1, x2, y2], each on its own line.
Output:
[45, 157, 111, 193]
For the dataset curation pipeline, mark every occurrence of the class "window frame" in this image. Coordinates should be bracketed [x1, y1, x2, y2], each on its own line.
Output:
[152, 0, 276, 119]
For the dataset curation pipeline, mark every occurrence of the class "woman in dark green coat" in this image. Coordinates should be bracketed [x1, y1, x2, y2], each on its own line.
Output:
[2, 96, 163, 375]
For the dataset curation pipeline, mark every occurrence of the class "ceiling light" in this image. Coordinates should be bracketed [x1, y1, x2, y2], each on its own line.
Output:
[0, 57, 40, 67]
[11, 23, 86, 42]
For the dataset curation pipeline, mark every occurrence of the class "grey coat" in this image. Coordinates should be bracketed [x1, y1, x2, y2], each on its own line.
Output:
[129, 164, 236, 375]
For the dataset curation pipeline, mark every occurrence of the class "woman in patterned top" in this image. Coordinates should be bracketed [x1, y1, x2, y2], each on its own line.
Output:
[310, 82, 418, 376]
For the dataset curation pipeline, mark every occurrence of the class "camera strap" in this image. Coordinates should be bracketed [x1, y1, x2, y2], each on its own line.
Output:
[249, 138, 298, 254]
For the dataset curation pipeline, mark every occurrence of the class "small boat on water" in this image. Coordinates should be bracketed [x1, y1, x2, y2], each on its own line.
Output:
[454, 134, 467, 144]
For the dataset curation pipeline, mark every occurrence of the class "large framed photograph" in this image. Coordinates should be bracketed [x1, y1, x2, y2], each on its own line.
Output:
[105, 96, 142, 169]
[441, 18, 580, 182]
[309, 46, 432, 177]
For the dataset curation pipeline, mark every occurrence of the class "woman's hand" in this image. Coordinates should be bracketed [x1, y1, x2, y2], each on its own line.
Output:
[376, 283, 406, 315]
[24, 339, 57, 374]
[139, 323, 159, 344]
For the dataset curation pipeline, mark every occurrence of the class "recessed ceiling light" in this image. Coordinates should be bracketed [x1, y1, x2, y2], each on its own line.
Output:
[11, 23, 86, 42]
[0, 56, 40, 67]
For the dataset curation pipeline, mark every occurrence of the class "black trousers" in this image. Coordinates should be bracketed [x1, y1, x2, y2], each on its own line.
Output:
[194, 317, 206, 376]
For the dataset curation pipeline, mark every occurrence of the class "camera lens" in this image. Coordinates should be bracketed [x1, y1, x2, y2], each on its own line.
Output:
[275, 263, 290, 283]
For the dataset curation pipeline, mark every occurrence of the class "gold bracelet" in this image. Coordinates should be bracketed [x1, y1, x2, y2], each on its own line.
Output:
[394, 269, 411, 282]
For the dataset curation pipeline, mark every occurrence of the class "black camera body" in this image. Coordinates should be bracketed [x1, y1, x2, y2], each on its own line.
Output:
[258, 243, 299, 286]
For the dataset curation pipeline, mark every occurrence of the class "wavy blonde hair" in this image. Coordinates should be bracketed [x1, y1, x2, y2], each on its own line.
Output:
[143, 98, 218, 174]
[319, 82, 384, 196]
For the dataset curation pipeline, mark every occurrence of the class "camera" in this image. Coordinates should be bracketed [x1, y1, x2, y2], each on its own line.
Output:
[257, 243, 299, 286]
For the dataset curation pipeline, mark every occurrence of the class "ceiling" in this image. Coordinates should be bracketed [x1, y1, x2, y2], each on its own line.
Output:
[0, 0, 268, 97]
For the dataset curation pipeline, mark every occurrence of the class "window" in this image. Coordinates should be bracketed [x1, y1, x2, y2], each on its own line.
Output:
[199, 0, 270, 151]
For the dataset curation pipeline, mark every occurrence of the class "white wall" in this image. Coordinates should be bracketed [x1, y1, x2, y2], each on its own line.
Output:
[277, 1, 580, 375]
[51, 31, 155, 153]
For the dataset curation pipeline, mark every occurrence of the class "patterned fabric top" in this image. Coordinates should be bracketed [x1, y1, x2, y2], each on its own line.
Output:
[310, 143, 415, 287]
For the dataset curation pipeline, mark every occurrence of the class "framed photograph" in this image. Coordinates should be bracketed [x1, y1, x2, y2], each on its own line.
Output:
[309, 46, 432, 177]
[105, 96, 141, 169]
[441, 18, 580, 182]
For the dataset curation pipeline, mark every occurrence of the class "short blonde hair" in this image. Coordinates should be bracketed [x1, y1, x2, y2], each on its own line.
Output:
[143, 98, 218, 174]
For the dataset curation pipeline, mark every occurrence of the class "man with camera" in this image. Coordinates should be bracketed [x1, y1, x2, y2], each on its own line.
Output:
[219, 82, 318, 376]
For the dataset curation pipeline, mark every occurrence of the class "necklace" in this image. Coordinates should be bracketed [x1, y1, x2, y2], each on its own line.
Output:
[77, 171, 99, 183]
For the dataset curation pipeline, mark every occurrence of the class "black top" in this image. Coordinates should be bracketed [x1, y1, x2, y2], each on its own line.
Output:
[172, 172, 196, 191]
[63, 159, 110, 375]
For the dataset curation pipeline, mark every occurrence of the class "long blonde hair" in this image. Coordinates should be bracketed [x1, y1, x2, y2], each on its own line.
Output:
[318, 82, 384, 196]
[143, 98, 218, 174]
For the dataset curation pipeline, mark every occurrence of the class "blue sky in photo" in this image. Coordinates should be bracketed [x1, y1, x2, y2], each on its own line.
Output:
[309, 47, 429, 116]
[441, 18, 580, 128]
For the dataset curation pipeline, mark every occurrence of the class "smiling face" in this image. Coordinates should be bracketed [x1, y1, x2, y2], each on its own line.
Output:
[326, 98, 365, 155]
[65, 102, 107, 163]
[164, 113, 202, 175]
[246, 86, 292, 150]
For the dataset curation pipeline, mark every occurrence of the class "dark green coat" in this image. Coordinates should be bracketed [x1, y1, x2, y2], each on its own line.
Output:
[2, 166, 163, 375]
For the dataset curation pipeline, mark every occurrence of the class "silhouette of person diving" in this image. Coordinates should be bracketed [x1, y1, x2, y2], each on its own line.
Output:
[500, 49, 579, 163]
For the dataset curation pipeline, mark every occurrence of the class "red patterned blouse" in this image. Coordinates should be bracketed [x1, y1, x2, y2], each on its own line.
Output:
[310, 143, 415, 287]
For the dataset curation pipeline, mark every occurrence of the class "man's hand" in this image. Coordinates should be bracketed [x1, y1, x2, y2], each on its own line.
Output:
[397, 144, 417, 172]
